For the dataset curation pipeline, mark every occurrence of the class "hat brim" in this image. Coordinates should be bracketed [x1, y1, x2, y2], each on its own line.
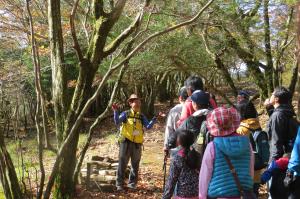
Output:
[127, 98, 140, 103]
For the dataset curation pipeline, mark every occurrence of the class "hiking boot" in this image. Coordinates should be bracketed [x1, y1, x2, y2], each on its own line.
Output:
[127, 183, 136, 190]
[116, 185, 124, 191]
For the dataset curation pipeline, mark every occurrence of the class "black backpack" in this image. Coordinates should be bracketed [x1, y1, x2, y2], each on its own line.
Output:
[192, 120, 213, 162]
[248, 129, 270, 170]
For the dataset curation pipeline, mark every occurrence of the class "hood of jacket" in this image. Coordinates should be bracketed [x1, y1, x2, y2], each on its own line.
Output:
[192, 109, 210, 117]
[214, 136, 250, 157]
[237, 118, 261, 136]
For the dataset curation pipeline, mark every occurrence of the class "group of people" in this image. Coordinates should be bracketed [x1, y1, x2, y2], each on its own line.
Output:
[112, 75, 300, 199]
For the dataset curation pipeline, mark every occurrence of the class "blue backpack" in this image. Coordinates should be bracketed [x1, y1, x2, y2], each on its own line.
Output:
[249, 129, 270, 170]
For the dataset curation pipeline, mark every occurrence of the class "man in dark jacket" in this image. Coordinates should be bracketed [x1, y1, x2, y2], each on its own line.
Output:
[168, 90, 210, 149]
[266, 87, 295, 160]
[264, 87, 295, 199]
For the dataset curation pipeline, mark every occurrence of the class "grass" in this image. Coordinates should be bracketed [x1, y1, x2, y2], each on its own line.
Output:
[0, 137, 40, 198]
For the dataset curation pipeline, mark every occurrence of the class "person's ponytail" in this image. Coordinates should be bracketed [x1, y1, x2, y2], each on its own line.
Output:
[187, 148, 201, 170]
[178, 130, 201, 170]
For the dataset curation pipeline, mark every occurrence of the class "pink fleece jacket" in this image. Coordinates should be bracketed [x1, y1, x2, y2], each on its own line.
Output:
[177, 98, 217, 127]
[198, 141, 254, 199]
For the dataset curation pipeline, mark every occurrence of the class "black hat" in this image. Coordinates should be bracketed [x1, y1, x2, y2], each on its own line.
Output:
[238, 90, 250, 99]
[191, 90, 209, 105]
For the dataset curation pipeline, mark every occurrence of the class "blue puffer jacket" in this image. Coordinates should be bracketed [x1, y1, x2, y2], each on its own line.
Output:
[288, 127, 300, 176]
[208, 136, 253, 198]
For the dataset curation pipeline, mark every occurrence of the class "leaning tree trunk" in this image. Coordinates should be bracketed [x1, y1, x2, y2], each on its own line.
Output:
[289, 60, 298, 97]
[158, 74, 170, 102]
[0, 131, 23, 199]
[297, 2, 300, 120]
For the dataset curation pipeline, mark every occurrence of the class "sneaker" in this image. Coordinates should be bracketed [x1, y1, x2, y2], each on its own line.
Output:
[116, 185, 124, 191]
[127, 183, 136, 190]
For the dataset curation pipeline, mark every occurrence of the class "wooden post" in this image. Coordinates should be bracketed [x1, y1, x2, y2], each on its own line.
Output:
[86, 162, 91, 190]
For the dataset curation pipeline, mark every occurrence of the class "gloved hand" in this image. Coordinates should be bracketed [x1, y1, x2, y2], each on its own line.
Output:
[261, 160, 279, 184]
[112, 103, 119, 111]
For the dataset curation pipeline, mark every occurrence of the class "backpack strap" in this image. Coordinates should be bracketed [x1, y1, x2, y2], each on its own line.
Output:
[239, 125, 260, 151]
[123, 110, 143, 123]
[218, 147, 245, 196]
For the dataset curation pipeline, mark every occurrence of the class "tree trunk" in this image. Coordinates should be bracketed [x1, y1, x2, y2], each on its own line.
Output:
[297, 2, 300, 120]
[54, 67, 95, 199]
[158, 75, 170, 102]
[0, 131, 23, 199]
[48, 0, 67, 146]
[289, 60, 298, 97]
[222, 27, 269, 99]
[263, 0, 274, 94]
[214, 56, 238, 96]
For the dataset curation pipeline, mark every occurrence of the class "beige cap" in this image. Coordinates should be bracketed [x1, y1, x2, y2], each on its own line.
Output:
[127, 94, 140, 103]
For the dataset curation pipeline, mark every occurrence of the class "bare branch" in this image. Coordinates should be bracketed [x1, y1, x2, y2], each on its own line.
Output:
[202, 31, 238, 95]
[25, 1, 45, 198]
[103, 12, 143, 56]
[0, 21, 48, 40]
[276, 8, 295, 65]
[111, 0, 127, 20]
[201, 31, 215, 58]
[242, 0, 262, 18]
[81, 1, 91, 46]
[70, 0, 84, 61]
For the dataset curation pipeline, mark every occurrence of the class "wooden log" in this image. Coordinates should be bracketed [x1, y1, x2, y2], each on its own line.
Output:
[98, 170, 116, 176]
[99, 184, 114, 192]
[87, 161, 111, 169]
[90, 174, 116, 184]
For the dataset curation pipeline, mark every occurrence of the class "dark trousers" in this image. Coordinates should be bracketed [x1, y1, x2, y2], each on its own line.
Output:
[268, 169, 288, 199]
[253, 183, 260, 198]
[288, 177, 300, 199]
[116, 139, 142, 186]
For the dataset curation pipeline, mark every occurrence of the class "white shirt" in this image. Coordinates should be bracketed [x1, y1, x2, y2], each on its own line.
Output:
[164, 104, 183, 147]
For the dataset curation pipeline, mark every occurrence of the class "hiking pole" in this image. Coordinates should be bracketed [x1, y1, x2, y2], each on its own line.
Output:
[162, 150, 168, 191]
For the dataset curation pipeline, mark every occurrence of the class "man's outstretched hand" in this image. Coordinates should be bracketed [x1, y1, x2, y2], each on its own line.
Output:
[112, 103, 119, 111]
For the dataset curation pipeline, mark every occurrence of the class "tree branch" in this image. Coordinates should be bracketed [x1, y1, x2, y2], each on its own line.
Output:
[202, 31, 238, 96]
[241, 0, 262, 18]
[103, 11, 143, 57]
[275, 8, 295, 68]
[111, 0, 127, 20]
[72, 63, 127, 184]
[94, 0, 107, 19]
[70, 0, 84, 61]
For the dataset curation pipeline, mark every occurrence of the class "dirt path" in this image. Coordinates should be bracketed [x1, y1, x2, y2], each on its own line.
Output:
[75, 118, 167, 199]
